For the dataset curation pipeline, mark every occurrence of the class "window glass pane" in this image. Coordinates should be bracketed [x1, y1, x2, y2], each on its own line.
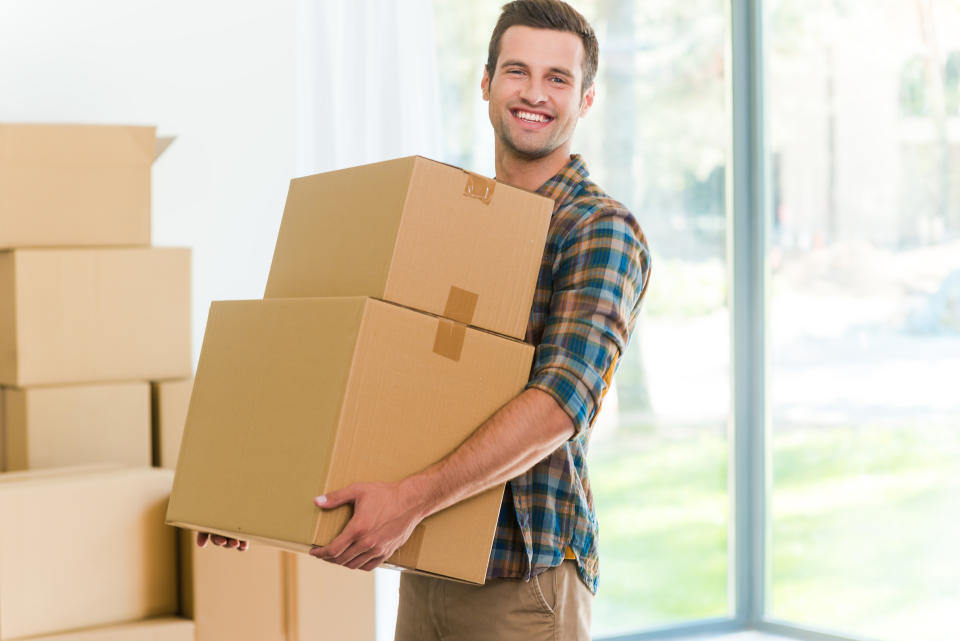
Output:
[766, 2, 960, 639]
[432, 1, 731, 636]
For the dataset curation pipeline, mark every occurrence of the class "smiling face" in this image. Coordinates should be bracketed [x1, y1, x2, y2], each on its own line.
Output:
[482, 25, 595, 163]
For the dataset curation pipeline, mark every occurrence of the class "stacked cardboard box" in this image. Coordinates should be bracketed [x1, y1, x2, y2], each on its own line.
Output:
[0, 124, 383, 640]
[167, 156, 554, 586]
[161, 378, 377, 641]
[0, 124, 191, 471]
[0, 124, 195, 639]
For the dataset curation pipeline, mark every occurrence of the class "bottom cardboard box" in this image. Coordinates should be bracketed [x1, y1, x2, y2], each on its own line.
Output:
[180, 529, 376, 641]
[0, 467, 178, 640]
[168, 297, 531, 583]
[19, 618, 194, 641]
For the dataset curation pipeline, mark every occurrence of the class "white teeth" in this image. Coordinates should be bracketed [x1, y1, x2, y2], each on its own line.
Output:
[515, 110, 549, 123]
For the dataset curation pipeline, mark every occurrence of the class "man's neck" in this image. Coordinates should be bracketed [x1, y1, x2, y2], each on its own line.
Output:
[494, 143, 572, 192]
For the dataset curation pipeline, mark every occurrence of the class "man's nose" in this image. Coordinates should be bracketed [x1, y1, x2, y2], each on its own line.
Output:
[519, 77, 547, 105]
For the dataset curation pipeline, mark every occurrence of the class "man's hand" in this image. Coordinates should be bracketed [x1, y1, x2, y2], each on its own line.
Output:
[196, 531, 249, 551]
[308, 480, 424, 571]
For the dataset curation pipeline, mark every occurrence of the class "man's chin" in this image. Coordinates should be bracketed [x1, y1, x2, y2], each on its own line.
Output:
[501, 137, 558, 161]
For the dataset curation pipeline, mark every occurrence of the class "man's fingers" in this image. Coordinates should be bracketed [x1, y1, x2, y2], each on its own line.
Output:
[196, 531, 247, 551]
[309, 517, 367, 561]
[343, 547, 384, 570]
[359, 556, 386, 572]
[314, 485, 360, 510]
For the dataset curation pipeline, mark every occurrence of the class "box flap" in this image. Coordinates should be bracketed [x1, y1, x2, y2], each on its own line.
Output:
[0, 124, 157, 167]
[155, 135, 176, 160]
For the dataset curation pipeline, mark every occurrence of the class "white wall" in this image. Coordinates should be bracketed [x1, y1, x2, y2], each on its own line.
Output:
[0, 0, 299, 363]
[0, 2, 439, 637]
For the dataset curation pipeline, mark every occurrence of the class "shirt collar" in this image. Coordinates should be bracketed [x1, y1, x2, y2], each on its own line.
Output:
[535, 154, 589, 208]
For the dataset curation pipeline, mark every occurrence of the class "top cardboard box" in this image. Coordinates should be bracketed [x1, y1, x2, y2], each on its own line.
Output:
[264, 156, 554, 340]
[0, 123, 172, 249]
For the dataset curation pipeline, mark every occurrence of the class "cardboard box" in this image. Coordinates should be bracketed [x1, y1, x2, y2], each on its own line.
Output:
[0, 467, 178, 640]
[264, 156, 552, 339]
[20, 618, 194, 641]
[178, 530, 375, 641]
[168, 297, 533, 583]
[151, 378, 193, 470]
[284, 553, 376, 641]
[0, 123, 172, 249]
[179, 529, 286, 641]
[0, 382, 151, 472]
[0, 247, 192, 386]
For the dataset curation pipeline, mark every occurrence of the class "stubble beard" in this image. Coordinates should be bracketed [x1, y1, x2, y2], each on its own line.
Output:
[493, 111, 563, 161]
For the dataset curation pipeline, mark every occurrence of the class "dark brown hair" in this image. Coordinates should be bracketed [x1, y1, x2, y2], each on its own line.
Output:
[486, 0, 599, 96]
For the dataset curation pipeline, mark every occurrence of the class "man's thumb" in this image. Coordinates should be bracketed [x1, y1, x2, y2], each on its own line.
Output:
[314, 487, 356, 509]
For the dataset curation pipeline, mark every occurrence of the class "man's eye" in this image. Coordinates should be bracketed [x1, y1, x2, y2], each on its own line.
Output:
[549, 76, 567, 84]
[506, 69, 524, 76]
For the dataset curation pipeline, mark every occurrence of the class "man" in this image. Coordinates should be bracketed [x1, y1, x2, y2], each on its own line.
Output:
[201, 1, 650, 638]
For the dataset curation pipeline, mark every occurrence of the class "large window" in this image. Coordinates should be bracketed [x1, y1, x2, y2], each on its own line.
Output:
[766, 1, 960, 639]
[429, 1, 959, 640]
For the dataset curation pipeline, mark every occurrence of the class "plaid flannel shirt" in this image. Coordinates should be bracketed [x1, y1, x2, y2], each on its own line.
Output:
[486, 154, 650, 594]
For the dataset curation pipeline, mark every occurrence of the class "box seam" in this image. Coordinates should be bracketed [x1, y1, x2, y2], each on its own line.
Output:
[310, 298, 371, 547]
[381, 158, 418, 300]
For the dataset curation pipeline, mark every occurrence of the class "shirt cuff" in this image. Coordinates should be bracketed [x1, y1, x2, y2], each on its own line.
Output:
[525, 363, 600, 437]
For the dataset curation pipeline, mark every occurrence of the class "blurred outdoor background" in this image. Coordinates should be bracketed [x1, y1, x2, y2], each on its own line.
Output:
[432, 0, 960, 638]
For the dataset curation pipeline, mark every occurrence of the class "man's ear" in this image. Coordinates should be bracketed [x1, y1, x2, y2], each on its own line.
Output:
[579, 83, 596, 117]
[481, 68, 491, 101]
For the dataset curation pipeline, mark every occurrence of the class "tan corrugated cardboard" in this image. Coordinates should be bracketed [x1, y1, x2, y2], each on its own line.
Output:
[177, 528, 376, 641]
[0, 124, 171, 249]
[0, 467, 178, 640]
[167, 297, 533, 583]
[151, 378, 193, 469]
[264, 156, 552, 339]
[284, 553, 376, 641]
[19, 618, 194, 641]
[178, 529, 286, 641]
[0, 382, 151, 472]
[0, 248, 191, 386]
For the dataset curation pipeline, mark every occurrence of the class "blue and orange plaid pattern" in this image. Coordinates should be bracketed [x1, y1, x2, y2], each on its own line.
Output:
[486, 154, 651, 594]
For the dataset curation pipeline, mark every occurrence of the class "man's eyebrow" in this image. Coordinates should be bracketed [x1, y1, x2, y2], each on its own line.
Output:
[547, 66, 575, 79]
[499, 60, 575, 79]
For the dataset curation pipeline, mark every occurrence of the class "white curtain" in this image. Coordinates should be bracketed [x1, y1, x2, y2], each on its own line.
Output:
[296, 0, 442, 176]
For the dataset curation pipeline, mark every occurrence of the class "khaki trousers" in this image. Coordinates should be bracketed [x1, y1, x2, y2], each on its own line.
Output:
[394, 561, 592, 641]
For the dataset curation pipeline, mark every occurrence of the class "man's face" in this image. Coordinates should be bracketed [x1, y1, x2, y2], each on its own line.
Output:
[482, 25, 595, 161]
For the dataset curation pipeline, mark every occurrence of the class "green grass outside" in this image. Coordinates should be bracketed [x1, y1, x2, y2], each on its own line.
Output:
[587, 424, 960, 640]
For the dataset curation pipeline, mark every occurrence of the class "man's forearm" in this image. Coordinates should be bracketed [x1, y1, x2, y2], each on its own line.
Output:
[401, 387, 575, 522]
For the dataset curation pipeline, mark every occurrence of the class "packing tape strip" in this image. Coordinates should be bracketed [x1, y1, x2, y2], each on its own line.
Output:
[463, 172, 496, 204]
[433, 319, 466, 362]
[388, 523, 426, 568]
[443, 285, 479, 325]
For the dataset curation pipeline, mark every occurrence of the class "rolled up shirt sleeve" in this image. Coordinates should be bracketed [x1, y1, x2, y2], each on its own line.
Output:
[525, 208, 650, 436]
